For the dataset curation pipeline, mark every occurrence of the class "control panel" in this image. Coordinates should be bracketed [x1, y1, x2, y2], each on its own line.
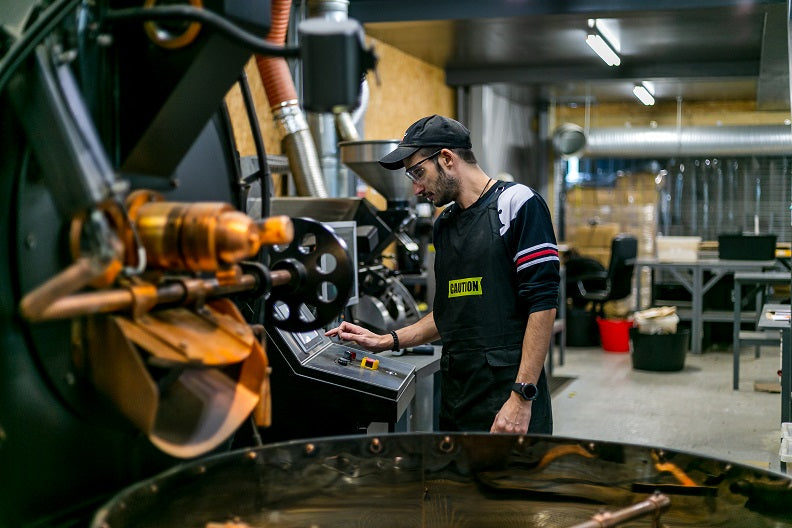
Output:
[270, 323, 415, 402]
[264, 315, 416, 439]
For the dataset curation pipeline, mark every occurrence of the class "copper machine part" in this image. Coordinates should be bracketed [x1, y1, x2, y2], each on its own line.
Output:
[131, 199, 293, 271]
[22, 270, 292, 322]
[20, 193, 294, 322]
[142, 0, 203, 49]
[19, 257, 112, 322]
[85, 298, 272, 458]
[568, 493, 671, 528]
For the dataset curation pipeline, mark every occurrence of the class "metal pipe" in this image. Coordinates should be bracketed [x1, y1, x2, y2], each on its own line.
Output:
[308, 0, 349, 19]
[305, 0, 366, 196]
[567, 493, 670, 528]
[255, 0, 329, 198]
[19, 257, 109, 321]
[347, 77, 370, 128]
[335, 110, 360, 141]
[278, 110, 330, 197]
[554, 124, 792, 158]
[23, 270, 291, 322]
[266, 154, 292, 174]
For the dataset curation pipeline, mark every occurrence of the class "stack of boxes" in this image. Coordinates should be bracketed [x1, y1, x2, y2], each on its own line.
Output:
[563, 172, 658, 316]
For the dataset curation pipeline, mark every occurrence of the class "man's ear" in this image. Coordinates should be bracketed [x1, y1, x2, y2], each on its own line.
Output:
[440, 148, 453, 169]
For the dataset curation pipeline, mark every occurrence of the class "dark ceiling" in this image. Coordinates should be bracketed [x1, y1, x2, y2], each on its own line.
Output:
[349, 0, 790, 109]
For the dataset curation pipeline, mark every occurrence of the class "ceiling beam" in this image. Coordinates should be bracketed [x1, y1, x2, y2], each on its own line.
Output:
[446, 61, 760, 87]
[350, 0, 784, 24]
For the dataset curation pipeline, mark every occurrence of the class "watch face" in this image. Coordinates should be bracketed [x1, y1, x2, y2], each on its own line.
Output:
[514, 382, 537, 400]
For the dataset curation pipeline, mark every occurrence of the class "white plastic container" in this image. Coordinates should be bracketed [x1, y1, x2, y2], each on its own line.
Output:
[656, 236, 701, 262]
[780, 437, 792, 463]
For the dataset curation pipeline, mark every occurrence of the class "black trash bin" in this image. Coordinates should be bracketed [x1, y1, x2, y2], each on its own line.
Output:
[629, 328, 689, 371]
[567, 306, 600, 347]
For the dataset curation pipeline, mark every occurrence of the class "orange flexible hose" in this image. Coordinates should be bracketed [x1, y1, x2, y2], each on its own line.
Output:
[255, 0, 298, 108]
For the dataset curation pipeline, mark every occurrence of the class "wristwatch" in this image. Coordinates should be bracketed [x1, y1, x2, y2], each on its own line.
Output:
[512, 382, 538, 401]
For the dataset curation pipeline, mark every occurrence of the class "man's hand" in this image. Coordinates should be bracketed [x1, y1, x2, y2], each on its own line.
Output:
[325, 321, 391, 352]
[491, 394, 532, 434]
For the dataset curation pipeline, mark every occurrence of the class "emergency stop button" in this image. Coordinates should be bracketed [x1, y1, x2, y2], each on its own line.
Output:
[361, 357, 379, 370]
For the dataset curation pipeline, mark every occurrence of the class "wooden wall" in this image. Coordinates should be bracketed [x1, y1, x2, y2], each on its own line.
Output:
[224, 59, 281, 158]
[361, 37, 456, 140]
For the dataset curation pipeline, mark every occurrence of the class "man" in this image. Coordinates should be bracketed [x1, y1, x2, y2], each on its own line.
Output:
[326, 114, 559, 434]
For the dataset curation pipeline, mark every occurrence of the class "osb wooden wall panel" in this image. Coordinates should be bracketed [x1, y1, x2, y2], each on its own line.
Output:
[362, 37, 456, 140]
[224, 58, 281, 157]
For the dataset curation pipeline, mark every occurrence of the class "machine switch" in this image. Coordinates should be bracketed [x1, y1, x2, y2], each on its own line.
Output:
[343, 350, 356, 360]
[337, 357, 349, 366]
[361, 357, 379, 370]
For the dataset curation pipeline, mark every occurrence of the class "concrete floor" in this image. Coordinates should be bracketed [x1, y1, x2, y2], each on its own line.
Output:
[549, 343, 788, 474]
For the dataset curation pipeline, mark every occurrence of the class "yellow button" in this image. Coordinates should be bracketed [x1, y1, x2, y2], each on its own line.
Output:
[361, 357, 379, 370]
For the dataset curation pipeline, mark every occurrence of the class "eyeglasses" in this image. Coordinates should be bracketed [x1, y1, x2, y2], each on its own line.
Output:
[404, 149, 442, 183]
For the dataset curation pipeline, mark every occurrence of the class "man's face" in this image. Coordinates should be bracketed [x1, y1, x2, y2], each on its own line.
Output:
[404, 149, 459, 207]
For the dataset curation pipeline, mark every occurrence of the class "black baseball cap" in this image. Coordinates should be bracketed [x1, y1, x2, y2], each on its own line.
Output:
[378, 114, 472, 170]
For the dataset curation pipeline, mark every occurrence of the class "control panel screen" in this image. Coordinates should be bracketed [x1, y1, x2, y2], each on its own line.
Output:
[294, 327, 323, 350]
[273, 303, 326, 354]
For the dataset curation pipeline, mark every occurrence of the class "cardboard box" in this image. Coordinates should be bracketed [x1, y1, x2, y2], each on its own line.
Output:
[656, 236, 701, 262]
[569, 222, 620, 248]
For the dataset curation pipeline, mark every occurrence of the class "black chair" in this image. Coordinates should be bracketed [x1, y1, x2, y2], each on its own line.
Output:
[567, 234, 638, 318]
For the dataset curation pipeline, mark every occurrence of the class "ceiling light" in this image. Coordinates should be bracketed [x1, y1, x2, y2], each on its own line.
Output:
[585, 21, 620, 66]
[633, 83, 655, 106]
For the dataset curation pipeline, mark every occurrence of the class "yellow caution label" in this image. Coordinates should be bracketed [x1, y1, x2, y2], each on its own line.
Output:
[448, 277, 483, 298]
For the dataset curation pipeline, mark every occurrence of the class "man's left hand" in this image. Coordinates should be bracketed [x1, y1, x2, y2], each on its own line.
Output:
[490, 396, 532, 434]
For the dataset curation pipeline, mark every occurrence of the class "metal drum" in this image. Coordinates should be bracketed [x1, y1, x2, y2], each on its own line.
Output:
[92, 433, 792, 527]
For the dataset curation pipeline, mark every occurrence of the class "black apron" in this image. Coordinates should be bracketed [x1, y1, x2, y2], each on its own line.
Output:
[433, 182, 552, 433]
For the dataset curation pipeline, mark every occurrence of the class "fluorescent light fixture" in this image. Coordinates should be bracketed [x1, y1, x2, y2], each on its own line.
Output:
[585, 22, 620, 66]
[633, 83, 655, 106]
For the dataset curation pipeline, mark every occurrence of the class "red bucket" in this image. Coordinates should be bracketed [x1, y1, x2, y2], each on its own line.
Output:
[596, 317, 634, 353]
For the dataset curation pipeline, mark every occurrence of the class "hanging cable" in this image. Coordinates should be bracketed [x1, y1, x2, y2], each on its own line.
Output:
[238, 70, 271, 220]
[102, 6, 300, 58]
[237, 69, 272, 272]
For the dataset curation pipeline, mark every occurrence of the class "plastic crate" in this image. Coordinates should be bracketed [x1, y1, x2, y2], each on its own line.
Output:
[780, 438, 792, 463]
[718, 234, 776, 261]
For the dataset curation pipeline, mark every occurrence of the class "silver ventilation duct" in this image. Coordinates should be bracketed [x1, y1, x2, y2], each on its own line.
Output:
[554, 123, 792, 158]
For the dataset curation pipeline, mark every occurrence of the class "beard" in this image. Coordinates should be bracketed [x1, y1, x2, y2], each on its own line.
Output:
[426, 163, 459, 207]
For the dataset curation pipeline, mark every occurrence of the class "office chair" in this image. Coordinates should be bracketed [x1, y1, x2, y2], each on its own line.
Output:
[567, 234, 638, 317]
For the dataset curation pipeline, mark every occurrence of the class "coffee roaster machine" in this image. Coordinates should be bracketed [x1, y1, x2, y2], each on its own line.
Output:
[260, 141, 433, 443]
[271, 140, 426, 337]
[0, 0, 420, 525]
